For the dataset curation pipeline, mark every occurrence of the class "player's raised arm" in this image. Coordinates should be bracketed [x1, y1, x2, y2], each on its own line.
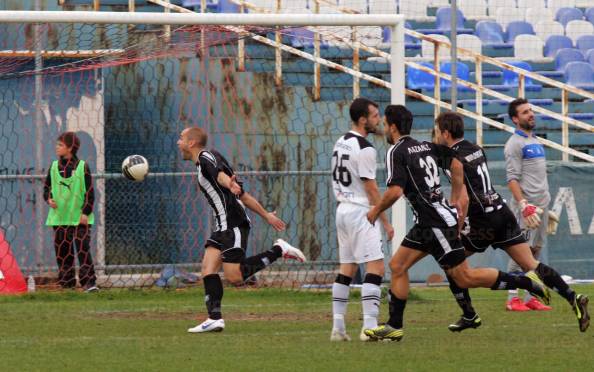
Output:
[239, 192, 286, 231]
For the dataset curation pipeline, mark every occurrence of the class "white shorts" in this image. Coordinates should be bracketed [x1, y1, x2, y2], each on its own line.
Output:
[336, 203, 384, 264]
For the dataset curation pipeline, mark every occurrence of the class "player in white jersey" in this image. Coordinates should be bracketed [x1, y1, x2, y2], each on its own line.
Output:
[330, 98, 394, 342]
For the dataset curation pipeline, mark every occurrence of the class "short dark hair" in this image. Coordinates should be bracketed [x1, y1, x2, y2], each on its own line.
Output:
[349, 97, 378, 123]
[57, 131, 80, 156]
[436, 111, 465, 139]
[508, 98, 529, 119]
[384, 105, 413, 135]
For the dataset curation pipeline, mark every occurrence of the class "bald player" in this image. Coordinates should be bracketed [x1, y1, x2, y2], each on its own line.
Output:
[178, 127, 307, 333]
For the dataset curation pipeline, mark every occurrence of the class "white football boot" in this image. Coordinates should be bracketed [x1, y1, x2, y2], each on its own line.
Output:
[274, 239, 307, 262]
[187, 318, 225, 333]
[330, 329, 351, 341]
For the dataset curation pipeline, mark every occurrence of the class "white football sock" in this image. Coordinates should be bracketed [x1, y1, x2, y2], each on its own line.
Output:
[361, 282, 381, 329]
[332, 282, 350, 332]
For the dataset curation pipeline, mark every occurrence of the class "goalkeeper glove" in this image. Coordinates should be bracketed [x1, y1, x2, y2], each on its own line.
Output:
[547, 210, 560, 235]
[520, 199, 543, 229]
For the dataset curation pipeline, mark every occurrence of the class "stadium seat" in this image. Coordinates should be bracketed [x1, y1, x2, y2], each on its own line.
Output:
[369, 0, 397, 14]
[544, 35, 574, 57]
[502, 61, 542, 90]
[383, 22, 421, 48]
[514, 34, 544, 59]
[406, 62, 436, 90]
[544, 35, 573, 58]
[476, 20, 506, 46]
[422, 34, 451, 59]
[555, 48, 585, 71]
[525, 8, 554, 26]
[287, 28, 317, 48]
[547, 0, 577, 18]
[576, 35, 594, 53]
[556, 7, 583, 27]
[435, 7, 474, 34]
[496, 8, 525, 29]
[565, 20, 594, 44]
[440, 61, 471, 90]
[488, 0, 517, 17]
[564, 61, 594, 89]
[216, 0, 241, 13]
[457, 34, 482, 60]
[534, 21, 565, 43]
[518, 0, 546, 10]
[506, 21, 535, 44]
[338, 0, 368, 13]
[458, 0, 488, 20]
[586, 7, 594, 25]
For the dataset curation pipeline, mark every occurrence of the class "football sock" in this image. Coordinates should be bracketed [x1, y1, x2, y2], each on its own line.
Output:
[535, 263, 576, 304]
[361, 273, 382, 329]
[508, 289, 519, 301]
[332, 274, 351, 332]
[491, 271, 536, 292]
[387, 290, 406, 329]
[446, 274, 476, 318]
[240, 246, 283, 281]
[203, 274, 223, 320]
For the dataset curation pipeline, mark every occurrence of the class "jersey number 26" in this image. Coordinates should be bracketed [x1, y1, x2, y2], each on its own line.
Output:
[332, 151, 352, 187]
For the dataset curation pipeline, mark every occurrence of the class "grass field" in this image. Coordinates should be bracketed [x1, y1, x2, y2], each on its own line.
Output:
[2, 284, 593, 371]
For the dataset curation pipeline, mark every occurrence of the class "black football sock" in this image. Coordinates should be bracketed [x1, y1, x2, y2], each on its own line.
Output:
[491, 271, 535, 292]
[446, 274, 476, 318]
[535, 263, 576, 304]
[387, 290, 407, 329]
[203, 274, 223, 320]
[240, 246, 283, 281]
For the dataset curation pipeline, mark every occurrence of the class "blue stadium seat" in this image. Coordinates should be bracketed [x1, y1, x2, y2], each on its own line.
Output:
[435, 7, 474, 34]
[476, 21, 506, 46]
[286, 28, 329, 49]
[564, 61, 594, 90]
[586, 7, 594, 25]
[556, 7, 583, 27]
[555, 48, 585, 71]
[440, 62, 471, 90]
[502, 61, 542, 91]
[383, 22, 421, 50]
[406, 62, 435, 90]
[544, 35, 574, 58]
[506, 21, 535, 44]
[576, 35, 594, 53]
[216, 0, 242, 13]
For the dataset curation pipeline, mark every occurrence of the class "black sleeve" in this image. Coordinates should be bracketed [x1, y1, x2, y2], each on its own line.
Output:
[386, 148, 407, 188]
[43, 166, 52, 202]
[82, 162, 94, 215]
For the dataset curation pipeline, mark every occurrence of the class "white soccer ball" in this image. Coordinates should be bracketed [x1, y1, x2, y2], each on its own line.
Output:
[122, 155, 149, 182]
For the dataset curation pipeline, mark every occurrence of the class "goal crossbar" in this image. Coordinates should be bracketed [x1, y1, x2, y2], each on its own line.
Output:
[0, 10, 403, 26]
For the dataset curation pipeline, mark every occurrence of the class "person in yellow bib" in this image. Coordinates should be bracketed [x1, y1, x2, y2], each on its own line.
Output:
[43, 132, 98, 292]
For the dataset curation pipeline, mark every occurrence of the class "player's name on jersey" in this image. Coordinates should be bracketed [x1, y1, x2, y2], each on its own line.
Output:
[407, 143, 431, 154]
[463, 150, 483, 163]
[335, 142, 353, 151]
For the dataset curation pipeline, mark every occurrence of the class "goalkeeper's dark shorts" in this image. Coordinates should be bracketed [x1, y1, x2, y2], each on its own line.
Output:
[461, 204, 527, 253]
[205, 224, 250, 263]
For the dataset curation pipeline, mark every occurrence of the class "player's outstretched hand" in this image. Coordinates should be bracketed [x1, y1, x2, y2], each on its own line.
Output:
[383, 222, 395, 241]
[266, 211, 286, 231]
[229, 175, 242, 196]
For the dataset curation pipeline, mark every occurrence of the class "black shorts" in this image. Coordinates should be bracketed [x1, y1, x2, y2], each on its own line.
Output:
[401, 224, 466, 270]
[461, 205, 527, 253]
[205, 225, 250, 263]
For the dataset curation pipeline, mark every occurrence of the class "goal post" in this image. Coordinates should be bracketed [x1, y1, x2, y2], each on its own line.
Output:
[0, 10, 407, 287]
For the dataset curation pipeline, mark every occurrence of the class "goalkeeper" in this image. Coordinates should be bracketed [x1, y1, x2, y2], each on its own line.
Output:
[504, 98, 560, 312]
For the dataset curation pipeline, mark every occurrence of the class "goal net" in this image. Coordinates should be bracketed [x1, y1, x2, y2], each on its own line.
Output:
[0, 11, 404, 289]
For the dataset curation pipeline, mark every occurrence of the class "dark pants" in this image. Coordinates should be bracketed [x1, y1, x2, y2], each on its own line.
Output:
[53, 225, 96, 289]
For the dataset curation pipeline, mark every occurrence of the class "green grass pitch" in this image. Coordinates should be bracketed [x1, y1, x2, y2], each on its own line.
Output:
[2, 285, 592, 371]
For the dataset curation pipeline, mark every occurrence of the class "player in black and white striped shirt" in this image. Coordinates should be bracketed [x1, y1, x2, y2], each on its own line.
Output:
[177, 127, 306, 334]
[364, 105, 550, 342]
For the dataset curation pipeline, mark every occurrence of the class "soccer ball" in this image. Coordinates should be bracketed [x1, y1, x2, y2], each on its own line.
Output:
[122, 155, 149, 182]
